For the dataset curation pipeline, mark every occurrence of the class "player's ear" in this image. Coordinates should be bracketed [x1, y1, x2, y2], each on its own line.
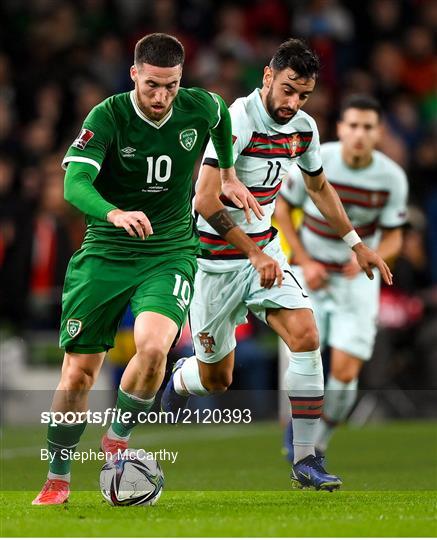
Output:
[336, 120, 343, 139]
[263, 66, 273, 88]
[130, 65, 137, 83]
[374, 122, 383, 144]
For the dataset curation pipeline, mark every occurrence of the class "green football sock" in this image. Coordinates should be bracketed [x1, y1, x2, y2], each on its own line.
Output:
[47, 421, 87, 475]
[111, 386, 155, 438]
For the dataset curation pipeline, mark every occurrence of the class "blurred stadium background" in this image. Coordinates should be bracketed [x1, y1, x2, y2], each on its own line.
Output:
[0, 0, 436, 425]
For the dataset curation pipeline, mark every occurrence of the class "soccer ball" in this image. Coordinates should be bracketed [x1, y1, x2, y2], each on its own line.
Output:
[100, 449, 164, 506]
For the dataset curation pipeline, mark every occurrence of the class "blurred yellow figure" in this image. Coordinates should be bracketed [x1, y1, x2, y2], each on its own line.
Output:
[273, 208, 303, 261]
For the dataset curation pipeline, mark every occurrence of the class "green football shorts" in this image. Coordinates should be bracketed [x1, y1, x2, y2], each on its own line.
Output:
[59, 246, 197, 353]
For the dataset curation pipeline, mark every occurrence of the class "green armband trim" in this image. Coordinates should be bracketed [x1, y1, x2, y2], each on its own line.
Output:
[64, 161, 117, 221]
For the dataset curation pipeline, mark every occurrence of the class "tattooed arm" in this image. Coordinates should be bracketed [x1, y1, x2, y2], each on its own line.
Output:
[195, 164, 282, 288]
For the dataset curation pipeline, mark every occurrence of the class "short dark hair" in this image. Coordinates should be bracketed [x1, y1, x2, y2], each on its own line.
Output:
[134, 33, 185, 67]
[270, 38, 320, 80]
[340, 94, 382, 120]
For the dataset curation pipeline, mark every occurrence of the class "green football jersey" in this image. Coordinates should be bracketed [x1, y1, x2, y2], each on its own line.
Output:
[63, 88, 224, 255]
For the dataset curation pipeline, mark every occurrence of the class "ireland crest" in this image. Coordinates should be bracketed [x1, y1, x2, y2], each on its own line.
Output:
[179, 128, 197, 151]
[67, 319, 82, 338]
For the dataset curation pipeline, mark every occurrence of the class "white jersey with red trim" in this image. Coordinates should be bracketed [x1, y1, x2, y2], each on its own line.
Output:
[196, 88, 323, 272]
[280, 141, 408, 269]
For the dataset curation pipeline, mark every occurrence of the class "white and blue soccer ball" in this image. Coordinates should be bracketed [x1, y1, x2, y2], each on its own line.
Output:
[100, 449, 164, 506]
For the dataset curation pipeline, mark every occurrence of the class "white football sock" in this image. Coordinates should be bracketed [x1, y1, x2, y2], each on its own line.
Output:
[173, 366, 189, 396]
[315, 375, 358, 452]
[47, 472, 71, 482]
[179, 355, 209, 396]
[285, 349, 324, 463]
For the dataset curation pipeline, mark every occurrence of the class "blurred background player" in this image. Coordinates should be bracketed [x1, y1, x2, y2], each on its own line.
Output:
[32, 32, 260, 506]
[275, 94, 408, 460]
[162, 40, 393, 491]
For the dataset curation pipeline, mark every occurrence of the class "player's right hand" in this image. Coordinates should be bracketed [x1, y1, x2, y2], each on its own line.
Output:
[107, 209, 153, 240]
[249, 251, 283, 289]
[301, 259, 328, 290]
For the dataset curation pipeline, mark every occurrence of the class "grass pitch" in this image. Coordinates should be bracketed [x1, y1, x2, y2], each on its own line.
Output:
[1, 420, 436, 537]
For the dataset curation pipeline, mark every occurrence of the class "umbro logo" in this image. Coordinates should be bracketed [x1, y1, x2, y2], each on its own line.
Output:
[121, 146, 136, 157]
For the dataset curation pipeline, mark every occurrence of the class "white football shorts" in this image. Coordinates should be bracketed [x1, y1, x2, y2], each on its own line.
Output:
[291, 265, 380, 361]
[191, 237, 312, 363]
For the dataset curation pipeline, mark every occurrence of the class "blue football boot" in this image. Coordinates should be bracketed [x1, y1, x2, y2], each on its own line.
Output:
[282, 419, 294, 463]
[283, 420, 325, 465]
[160, 358, 189, 422]
[291, 454, 342, 491]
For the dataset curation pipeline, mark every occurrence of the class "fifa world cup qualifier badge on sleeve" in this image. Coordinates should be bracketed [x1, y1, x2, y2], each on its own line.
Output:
[66, 319, 82, 338]
[72, 128, 94, 150]
[179, 128, 197, 151]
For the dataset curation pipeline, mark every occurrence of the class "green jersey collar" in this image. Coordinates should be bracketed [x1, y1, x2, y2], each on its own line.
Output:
[130, 91, 173, 129]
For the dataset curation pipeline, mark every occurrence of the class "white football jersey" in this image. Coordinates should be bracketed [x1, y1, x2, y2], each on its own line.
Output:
[280, 141, 408, 269]
[197, 89, 323, 272]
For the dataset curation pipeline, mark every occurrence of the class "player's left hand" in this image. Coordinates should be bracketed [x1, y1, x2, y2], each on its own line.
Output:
[353, 243, 393, 285]
[220, 170, 264, 224]
[342, 252, 362, 279]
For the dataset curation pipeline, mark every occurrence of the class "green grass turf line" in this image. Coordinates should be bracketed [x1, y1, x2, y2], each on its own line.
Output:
[1, 491, 436, 537]
[1, 421, 436, 536]
[2, 420, 436, 491]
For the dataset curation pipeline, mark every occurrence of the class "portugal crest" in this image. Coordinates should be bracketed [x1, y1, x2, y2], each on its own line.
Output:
[198, 332, 215, 354]
[179, 128, 198, 151]
[288, 133, 301, 157]
[67, 319, 82, 338]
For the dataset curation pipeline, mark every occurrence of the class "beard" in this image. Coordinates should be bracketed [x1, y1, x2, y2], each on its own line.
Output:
[135, 88, 169, 121]
[265, 88, 296, 125]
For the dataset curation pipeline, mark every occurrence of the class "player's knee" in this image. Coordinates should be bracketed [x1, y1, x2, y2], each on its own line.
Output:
[136, 342, 167, 364]
[62, 365, 96, 391]
[289, 324, 319, 352]
[201, 370, 232, 394]
[135, 344, 167, 379]
[331, 366, 357, 384]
